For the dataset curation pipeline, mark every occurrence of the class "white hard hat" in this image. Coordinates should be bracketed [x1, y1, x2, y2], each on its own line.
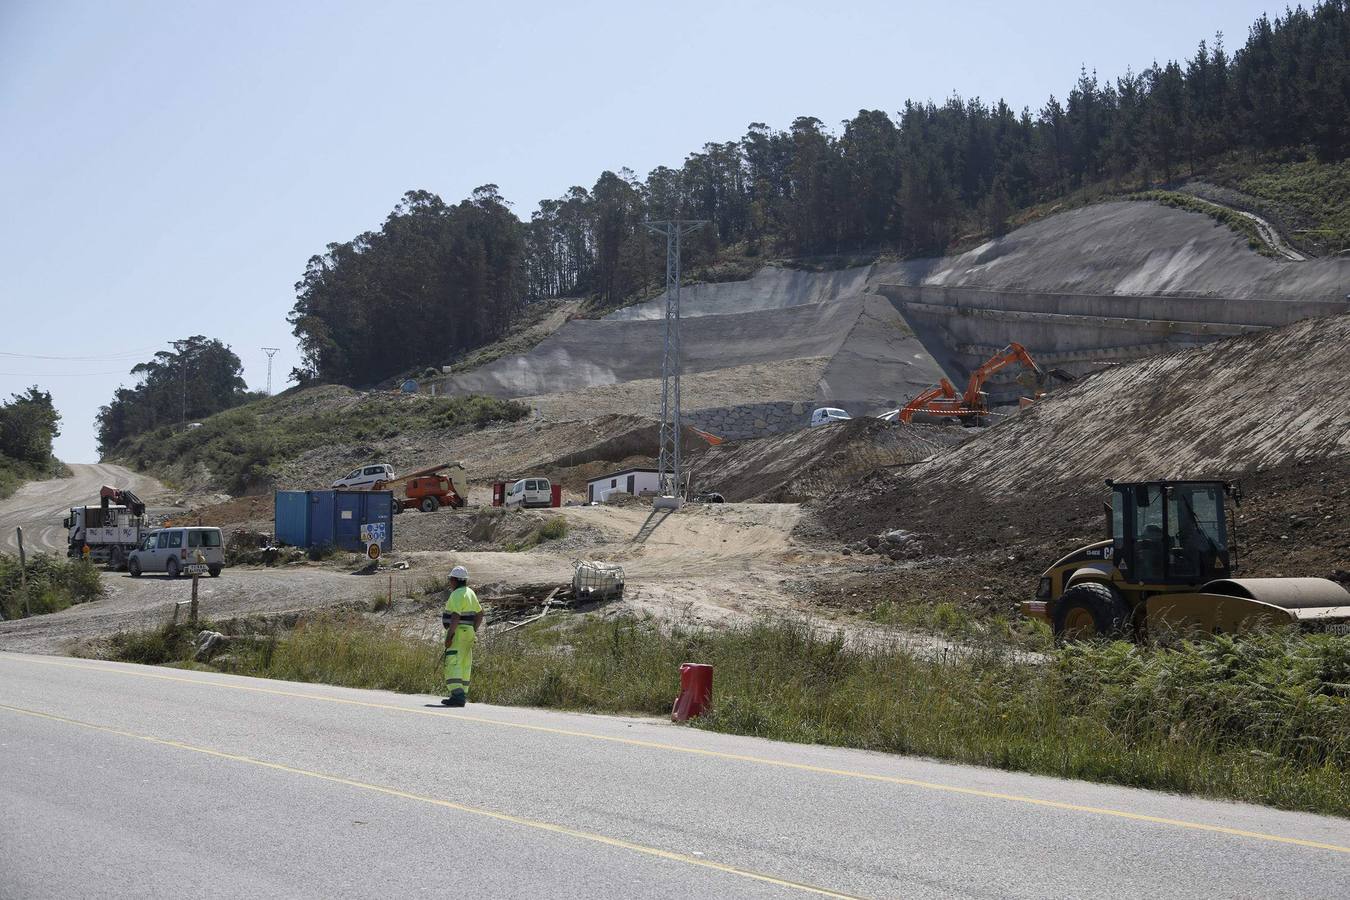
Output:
[450, 565, 469, 581]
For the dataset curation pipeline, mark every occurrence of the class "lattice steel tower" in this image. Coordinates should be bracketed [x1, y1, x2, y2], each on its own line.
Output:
[643, 220, 706, 502]
[261, 348, 279, 395]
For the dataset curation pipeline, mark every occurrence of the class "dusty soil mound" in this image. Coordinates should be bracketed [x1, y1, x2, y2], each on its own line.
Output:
[392, 506, 594, 554]
[809, 313, 1350, 616]
[905, 311, 1350, 496]
[695, 418, 969, 502]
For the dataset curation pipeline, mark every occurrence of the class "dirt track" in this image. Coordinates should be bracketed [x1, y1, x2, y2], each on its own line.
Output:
[0, 463, 171, 556]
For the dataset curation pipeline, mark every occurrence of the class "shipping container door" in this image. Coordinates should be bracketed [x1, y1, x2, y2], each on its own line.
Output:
[274, 492, 310, 546]
[309, 491, 336, 549]
[334, 491, 362, 551]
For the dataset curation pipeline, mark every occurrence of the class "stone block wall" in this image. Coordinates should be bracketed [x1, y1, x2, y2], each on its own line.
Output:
[686, 402, 810, 442]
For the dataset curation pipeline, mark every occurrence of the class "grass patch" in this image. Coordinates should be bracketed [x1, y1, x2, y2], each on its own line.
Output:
[108, 612, 1350, 815]
[0, 454, 67, 500]
[0, 553, 102, 619]
[503, 516, 569, 552]
[1126, 190, 1273, 255]
[106, 390, 530, 494]
[1211, 157, 1350, 254]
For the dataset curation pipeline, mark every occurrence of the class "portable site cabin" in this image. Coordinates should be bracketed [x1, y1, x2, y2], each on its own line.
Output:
[274, 490, 394, 553]
[586, 468, 662, 503]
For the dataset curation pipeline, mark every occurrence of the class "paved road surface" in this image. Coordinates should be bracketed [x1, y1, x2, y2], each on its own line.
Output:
[2, 654, 1346, 898]
[0, 463, 167, 555]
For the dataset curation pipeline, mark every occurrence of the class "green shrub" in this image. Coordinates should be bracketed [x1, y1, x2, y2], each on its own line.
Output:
[537, 517, 568, 541]
[0, 553, 103, 620]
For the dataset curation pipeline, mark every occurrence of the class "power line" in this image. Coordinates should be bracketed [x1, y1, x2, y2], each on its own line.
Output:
[0, 370, 129, 377]
[0, 347, 160, 361]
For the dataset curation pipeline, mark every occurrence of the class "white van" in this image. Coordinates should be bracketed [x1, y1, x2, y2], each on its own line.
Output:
[332, 463, 395, 490]
[504, 477, 552, 509]
[128, 527, 225, 578]
[810, 407, 851, 427]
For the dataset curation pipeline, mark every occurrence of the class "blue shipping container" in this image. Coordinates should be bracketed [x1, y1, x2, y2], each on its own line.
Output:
[274, 491, 311, 546]
[273, 490, 394, 552]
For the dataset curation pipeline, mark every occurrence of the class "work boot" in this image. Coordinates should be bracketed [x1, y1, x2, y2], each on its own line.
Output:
[442, 691, 467, 708]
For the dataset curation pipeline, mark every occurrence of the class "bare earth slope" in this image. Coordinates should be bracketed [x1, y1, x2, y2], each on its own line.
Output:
[911, 311, 1350, 495]
[813, 313, 1350, 616]
[883, 200, 1348, 300]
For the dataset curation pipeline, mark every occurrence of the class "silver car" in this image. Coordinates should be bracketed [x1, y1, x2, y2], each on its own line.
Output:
[128, 527, 225, 578]
[332, 463, 395, 490]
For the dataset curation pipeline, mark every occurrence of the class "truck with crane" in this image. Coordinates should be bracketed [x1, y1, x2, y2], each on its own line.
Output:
[63, 485, 150, 568]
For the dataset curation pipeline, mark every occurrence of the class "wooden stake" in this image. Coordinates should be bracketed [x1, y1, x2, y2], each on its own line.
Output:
[190, 573, 200, 626]
[16, 526, 28, 617]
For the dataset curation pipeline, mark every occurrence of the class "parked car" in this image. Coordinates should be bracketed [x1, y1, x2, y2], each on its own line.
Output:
[810, 407, 851, 427]
[504, 477, 553, 508]
[332, 463, 395, 490]
[127, 527, 225, 578]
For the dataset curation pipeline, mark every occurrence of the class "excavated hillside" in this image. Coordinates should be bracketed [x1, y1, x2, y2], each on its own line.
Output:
[439, 200, 1350, 435]
[811, 313, 1350, 616]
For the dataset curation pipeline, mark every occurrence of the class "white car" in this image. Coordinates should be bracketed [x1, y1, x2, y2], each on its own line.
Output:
[810, 407, 852, 427]
[333, 463, 395, 490]
[504, 477, 553, 508]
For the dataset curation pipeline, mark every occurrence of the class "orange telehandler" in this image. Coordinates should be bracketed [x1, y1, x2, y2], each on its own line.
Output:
[897, 342, 1071, 426]
[375, 462, 467, 513]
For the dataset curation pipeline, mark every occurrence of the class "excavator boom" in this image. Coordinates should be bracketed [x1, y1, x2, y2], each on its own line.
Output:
[900, 342, 1065, 425]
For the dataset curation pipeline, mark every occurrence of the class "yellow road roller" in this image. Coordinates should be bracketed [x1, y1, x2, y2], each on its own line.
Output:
[1022, 479, 1350, 639]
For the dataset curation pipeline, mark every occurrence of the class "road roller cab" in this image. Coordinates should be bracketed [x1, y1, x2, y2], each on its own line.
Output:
[1022, 479, 1350, 640]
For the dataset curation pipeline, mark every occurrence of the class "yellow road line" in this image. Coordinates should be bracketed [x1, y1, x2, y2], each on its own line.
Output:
[5, 654, 1349, 855]
[0, 702, 859, 899]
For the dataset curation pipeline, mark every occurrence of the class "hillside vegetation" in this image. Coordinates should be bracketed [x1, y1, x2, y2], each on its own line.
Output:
[107, 386, 528, 495]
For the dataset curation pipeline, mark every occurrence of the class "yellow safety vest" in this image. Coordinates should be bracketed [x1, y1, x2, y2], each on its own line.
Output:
[442, 586, 481, 630]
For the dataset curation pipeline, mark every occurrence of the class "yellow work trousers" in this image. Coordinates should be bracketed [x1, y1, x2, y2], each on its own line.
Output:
[443, 625, 476, 698]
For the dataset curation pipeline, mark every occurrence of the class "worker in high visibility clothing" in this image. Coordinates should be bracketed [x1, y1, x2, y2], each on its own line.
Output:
[441, 565, 483, 707]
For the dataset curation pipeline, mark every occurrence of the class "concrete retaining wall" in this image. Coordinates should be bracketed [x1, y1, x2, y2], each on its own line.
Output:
[686, 402, 810, 442]
[879, 283, 1350, 402]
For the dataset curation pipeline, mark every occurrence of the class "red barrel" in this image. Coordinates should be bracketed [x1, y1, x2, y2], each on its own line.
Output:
[550, 483, 562, 507]
[671, 663, 713, 722]
[491, 482, 505, 507]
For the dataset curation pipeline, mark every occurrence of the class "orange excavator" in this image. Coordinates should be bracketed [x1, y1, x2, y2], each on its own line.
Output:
[898, 342, 1071, 426]
[375, 462, 467, 514]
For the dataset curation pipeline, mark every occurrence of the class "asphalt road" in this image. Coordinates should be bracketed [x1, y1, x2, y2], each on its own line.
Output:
[0, 462, 166, 555]
[2, 654, 1346, 898]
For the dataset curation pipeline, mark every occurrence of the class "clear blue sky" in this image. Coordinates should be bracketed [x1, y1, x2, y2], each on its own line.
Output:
[1, 0, 1278, 463]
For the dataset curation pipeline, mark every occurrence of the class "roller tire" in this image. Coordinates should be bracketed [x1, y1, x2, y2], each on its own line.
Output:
[1053, 582, 1130, 640]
